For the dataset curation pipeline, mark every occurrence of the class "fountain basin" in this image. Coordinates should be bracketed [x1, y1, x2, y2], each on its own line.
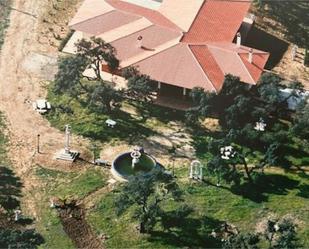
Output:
[111, 152, 157, 181]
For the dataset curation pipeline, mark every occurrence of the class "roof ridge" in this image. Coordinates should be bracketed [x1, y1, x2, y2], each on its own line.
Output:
[207, 42, 269, 55]
[238, 50, 269, 55]
[180, 0, 206, 35]
[188, 44, 218, 93]
[70, 9, 116, 28]
[236, 52, 256, 84]
[207, 43, 241, 54]
[111, 24, 156, 44]
[107, 0, 182, 31]
[129, 42, 180, 67]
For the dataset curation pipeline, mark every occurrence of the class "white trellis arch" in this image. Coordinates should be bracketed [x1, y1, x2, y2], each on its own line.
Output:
[189, 160, 203, 181]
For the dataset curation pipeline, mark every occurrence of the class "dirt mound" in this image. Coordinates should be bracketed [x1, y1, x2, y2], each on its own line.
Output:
[57, 201, 104, 249]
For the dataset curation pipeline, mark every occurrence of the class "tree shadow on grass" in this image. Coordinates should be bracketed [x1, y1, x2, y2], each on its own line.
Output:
[148, 215, 223, 248]
[68, 108, 156, 143]
[297, 184, 309, 199]
[266, 145, 309, 170]
[231, 173, 300, 203]
[0, 166, 22, 211]
[129, 101, 186, 124]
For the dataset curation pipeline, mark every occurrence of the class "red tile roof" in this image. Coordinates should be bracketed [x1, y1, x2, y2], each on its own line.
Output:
[239, 52, 270, 82]
[71, 10, 141, 35]
[207, 42, 269, 85]
[111, 25, 181, 61]
[133, 44, 216, 91]
[182, 0, 251, 43]
[69, 0, 269, 93]
[190, 45, 225, 92]
[105, 0, 182, 31]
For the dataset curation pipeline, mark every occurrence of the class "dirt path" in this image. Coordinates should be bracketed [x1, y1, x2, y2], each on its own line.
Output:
[0, 0, 61, 216]
[58, 204, 104, 249]
[0, 0, 93, 213]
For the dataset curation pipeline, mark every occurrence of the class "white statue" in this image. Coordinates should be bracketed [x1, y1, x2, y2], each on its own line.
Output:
[131, 149, 141, 169]
[14, 210, 22, 221]
[64, 124, 71, 154]
[254, 118, 266, 131]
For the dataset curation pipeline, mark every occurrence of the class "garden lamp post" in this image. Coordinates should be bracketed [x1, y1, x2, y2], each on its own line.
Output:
[37, 134, 40, 153]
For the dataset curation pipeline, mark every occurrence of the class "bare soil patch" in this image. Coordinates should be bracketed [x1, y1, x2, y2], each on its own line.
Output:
[38, 0, 83, 49]
[57, 202, 104, 249]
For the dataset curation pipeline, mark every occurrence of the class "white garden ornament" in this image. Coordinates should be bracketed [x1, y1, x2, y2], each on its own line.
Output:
[189, 160, 203, 181]
[254, 118, 267, 131]
[220, 146, 236, 160]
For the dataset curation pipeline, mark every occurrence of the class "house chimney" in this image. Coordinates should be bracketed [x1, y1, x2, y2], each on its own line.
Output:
[248, 48, 253, 63]
[236, 32, 241, 47]
[137, 35, 143, 48]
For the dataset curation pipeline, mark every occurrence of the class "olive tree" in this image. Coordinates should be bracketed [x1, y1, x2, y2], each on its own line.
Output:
[114, 169, 182, 233]
[75, 37, 119, 80]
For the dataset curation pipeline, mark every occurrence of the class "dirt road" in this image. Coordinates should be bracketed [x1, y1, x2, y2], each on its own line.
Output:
[0, 0, 86, 217]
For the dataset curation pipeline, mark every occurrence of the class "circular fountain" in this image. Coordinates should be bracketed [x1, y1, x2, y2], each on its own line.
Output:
[111, 147, 157, 181]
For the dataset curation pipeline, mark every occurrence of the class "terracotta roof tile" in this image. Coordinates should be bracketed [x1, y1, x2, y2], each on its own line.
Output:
[239, 52, 270, 82]
[71, 10, 141, 35]
[69, 0, 269, 93]
[159, 0, 205, 31]
[207, 44, 255, 84]
[207, 42, 269, 84]
[182, 0, 251, 43]
[69, 0, 114, 26]
[105, 0, 182, 31]
[133, 44, 216, 91]
[190, 45, 225, 91]
[111, 25, 181, 61]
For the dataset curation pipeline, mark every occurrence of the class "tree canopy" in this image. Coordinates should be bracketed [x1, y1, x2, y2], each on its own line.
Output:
[53, 55, 88, 96]
[114, 169, 182, 233]
[75, 37, 119, 80]
[190, 73, 307, 190]
[0, 229, 44, 249]
[223, 218, 298, 249]
[291, 99, 309, 140]
[88, 81, 123, 113]
[123, 66, 157, 102]
[53, 37, 124, 113]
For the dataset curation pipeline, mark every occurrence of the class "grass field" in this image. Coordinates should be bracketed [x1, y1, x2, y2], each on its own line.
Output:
[86, 168, 309, 248]
[45, 85, 309, 248]
[46, 85, 184, 144]
[33, 165, 109, 249]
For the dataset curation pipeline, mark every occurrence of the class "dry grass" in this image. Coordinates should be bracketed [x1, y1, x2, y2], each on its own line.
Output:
[37, 0, 83, 48]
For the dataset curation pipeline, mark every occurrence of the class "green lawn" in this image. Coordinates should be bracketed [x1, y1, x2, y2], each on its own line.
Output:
[33, 165, 108, 249]
[46, 85, 185, 144]
[44, 85, 309, 248]
[87, 169, 309, 248]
